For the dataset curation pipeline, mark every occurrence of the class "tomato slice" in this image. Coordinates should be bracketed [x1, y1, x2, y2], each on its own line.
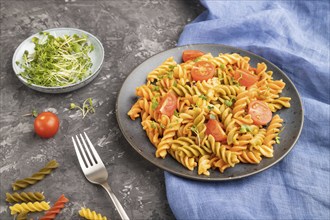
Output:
[182, 50, 205, 62]
[249, 67, 257, 74]
[191, 61, 215, 82]
[34, 112, 60, 138]
[248, 100, 272, 125]
[233, 69, 259, 87]
[205, 119, 227, 142]
[156, 92, 177, 117]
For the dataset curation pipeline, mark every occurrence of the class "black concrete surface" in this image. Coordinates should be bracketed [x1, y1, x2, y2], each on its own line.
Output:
[0, 0, 204, 219]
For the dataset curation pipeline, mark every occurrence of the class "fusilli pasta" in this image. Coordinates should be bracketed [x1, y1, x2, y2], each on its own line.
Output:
[79, 207, 107, 220]
[128, 51, 290, 175]
[12, 160, 59, 190]
[16, 211, 28, 220]
[6, 192, 45, 203]
[39, 194, 69, 220]
[9, 201, 50, 215]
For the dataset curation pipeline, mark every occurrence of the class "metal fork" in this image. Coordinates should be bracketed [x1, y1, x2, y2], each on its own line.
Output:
[72, 132, 130, 220]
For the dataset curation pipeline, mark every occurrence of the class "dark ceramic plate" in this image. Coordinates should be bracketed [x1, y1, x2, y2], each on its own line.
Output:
[116, 44, 304, 181]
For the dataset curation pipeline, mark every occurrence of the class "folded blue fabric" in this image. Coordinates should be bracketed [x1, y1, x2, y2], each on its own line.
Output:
[165, 1, 330, 219]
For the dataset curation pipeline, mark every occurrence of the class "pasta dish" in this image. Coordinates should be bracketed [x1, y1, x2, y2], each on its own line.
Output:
[128, 50, 291, 175]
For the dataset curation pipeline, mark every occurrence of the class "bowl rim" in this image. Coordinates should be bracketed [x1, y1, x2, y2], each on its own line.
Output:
[12, 27, 105, 91]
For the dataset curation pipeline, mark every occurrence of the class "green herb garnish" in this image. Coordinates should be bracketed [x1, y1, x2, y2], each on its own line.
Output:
[152, 85, 160, 91]
[209, 114, 217, 120]
[191, 125, 201, 147]
[275, 136, 280, 144]
[22, 109, 38, 117]
[151, 121, 157, 129]
[275, 127, 285, 144]
[151, 97, 159, 110]
[167, 71, 173, 79]
[224, 98, 236, 107]
[17, 32, 94, 87]
[240, 125, 252, 133]
[199, 95, 207, 100]
[174, 110, 180, 117]
[70, 98, 95, 118]
[193, 57, 202, 62]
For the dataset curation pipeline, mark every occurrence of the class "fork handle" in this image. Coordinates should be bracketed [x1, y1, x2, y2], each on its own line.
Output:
[101, 182, 130, 220]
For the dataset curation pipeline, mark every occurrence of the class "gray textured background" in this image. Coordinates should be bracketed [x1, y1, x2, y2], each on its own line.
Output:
[0, 0, 204, 219]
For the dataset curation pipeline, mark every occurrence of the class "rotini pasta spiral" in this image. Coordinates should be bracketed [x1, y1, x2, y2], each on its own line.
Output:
[12, 160, 59, 191]
[39, 194, 69, 220]
[6, 192, 45, 203]
[128, 50, 291, 175]
[10, 201, 50, 215]
[156, 115, 182, 158]
[16, 211, 28, 220]
[79, 208, 107, 220]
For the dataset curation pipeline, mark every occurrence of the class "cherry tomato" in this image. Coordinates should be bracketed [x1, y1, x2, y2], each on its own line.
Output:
[34, 112, 60, 138]
[248, 100, 272, 125]
[191, 61, 215, 82]
[249, 67, 257, 73]
[156, 92, 177, 117]
[182, 50, 205, 62]
[205, 119, 227, 142]
[233, 69, 259, 87]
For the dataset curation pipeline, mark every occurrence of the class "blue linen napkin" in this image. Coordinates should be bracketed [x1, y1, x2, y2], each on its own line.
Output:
[165, 1, 330, 219]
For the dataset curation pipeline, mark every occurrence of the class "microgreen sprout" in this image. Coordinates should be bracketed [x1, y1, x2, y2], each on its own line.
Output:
[151, 121, 157, 129]
[17, 32, 94, 87]
[191, 125, 201, 147]
[151, 97, 159, 110]
[224, 98, 236, 107]
[152, 85, 160, 91]
[193, 57, 202, 62]
[199, 95, 207, 100]
[275, 136, 281, 144]
[22, 109, 39, 117]
[275, 126, 285, 144]
[70, 98, 95, 119]
[240, 124, 252, 133]
[209, 114, 217, 120]
[174, 110, 180, 117]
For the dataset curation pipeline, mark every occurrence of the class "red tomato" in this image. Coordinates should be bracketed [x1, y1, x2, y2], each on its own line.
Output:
[249, 67, 257, 75]
[205, 119, 227, 142]
[233, 69, 259, 87]
[156, 93, 177, 117]
[191, 61, 215, 81]
[34, 112, 60, 138]
[182, 50, 205, 62]
[248, 100, 272, 125]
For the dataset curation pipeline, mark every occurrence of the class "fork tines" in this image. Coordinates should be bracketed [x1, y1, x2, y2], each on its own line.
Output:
[72, 132, 102, 169]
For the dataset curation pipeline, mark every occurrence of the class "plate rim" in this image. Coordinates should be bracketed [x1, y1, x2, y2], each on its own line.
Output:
[12, 27, 105, 93]
[116, 43, 304, 181]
